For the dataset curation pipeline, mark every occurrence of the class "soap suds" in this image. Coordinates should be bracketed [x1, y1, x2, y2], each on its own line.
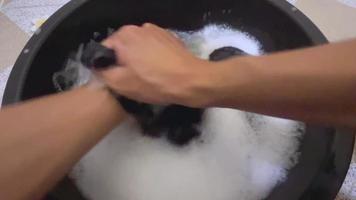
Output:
[176, 25, 262, 58]
[70, 24, 303, 200]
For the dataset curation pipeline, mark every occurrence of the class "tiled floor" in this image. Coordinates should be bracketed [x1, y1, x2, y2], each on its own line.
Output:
[337, 0, 356, 8]
[1, 0, 69, 34]
[0, 66, 11, 105]
[0, 0, 356, 199]
[0, 12, 28, 69]
[296, 0, 356, 41]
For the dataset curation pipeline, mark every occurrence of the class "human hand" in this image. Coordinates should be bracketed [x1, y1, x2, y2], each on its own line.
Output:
[99, 23, 215, 107]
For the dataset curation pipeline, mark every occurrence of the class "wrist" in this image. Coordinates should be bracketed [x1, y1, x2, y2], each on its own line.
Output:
[189, 57, 257, 108]
[81, 84, 126, 124]
[175, 59, 222, 108]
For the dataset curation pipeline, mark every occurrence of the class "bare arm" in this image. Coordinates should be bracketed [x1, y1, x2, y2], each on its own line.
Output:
[99, 23, 356, 128]
[205, 40, 356, 128]
[0, 86, 124, 200]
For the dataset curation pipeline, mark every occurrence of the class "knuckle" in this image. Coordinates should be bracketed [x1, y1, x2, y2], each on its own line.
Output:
[101, 39, 112, 47]
[120, 25, 139, 33]
[143, 23, 153, 28]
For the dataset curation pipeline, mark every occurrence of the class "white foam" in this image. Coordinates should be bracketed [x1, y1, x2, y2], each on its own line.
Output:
[71, 24, 303, 200]
[176, 24, 263, 58]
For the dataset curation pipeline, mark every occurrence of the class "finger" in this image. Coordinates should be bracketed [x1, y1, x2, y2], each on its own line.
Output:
[143, 23, 185, 47]
[142, 23, 167, 38]
[142, 23, 168, 37]
[103, 24, 142, 48]
[142, 22, 162, 31]
[96, 67, 134, 95]
[101, 37, 116, 49]
[168, 31, 186, 48]
[98, 66, 128, 85]
[142, 23, 170, 37]
[101, 35, 128, 66]
[119, 24, 140, 31]
[114, 25, 143, 44]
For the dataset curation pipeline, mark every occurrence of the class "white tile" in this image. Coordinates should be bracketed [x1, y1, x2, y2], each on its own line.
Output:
[1, 0, 70, 34]
[338, 0, 356, 8]
[0, 12, 29, 69]
[0, 66, 12, 107]
[0, 0, 4, 11]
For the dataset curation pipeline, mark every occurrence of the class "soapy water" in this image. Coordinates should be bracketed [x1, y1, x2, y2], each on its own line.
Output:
[55, 24, 304, 200]
[175, 24, 263, 58]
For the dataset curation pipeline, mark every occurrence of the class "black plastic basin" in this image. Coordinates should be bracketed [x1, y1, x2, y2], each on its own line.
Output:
[2, 0, 354, 199]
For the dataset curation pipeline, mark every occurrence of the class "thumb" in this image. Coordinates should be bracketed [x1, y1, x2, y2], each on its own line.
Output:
[96, 67, 134, 96]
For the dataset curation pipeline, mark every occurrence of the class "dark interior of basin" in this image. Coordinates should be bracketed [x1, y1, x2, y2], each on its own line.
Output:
[2, 0, 354, 200]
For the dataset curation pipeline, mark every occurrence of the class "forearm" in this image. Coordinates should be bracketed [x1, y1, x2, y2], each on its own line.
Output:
[203, 40, 356, 128]
[0, 86, 124, 200]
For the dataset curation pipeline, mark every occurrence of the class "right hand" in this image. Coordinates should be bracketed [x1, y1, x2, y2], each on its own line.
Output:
[98, 23, 216, 107]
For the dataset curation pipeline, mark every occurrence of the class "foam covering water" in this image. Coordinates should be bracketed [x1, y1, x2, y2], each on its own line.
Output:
[70, 24, 304, 200]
